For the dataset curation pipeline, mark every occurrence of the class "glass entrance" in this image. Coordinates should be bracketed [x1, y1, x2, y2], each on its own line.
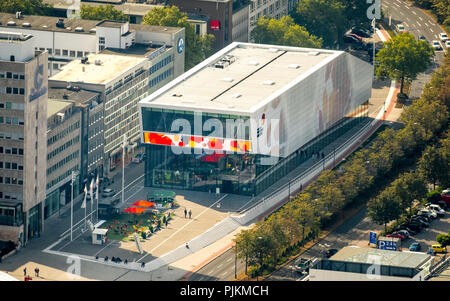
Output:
[27, 204, 41, 239]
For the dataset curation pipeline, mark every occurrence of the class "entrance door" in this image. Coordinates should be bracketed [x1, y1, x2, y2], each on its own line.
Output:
[27, 204, 41, 239]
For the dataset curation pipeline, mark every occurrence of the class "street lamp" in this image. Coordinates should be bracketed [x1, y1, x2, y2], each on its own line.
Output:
[70, 170, 78, 242]
[234, 242, 238, 279]
[122, 134, 127, 205]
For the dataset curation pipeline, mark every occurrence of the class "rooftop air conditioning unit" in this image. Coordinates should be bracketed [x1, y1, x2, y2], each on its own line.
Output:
[214, 61, 229, 69]
[221, 55, 236, 64]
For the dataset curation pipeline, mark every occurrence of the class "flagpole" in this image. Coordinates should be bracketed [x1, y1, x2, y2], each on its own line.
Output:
[96, 175, 99, 223]
[122, 134, 127, 206]
[70, 171, 75, 241]
[90, 179, 94, 223]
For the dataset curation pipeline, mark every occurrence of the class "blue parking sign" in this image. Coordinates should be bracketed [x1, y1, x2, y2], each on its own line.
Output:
[369, 232, 377, 244]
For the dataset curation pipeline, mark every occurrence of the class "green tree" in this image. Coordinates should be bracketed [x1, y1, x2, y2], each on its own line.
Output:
[436, 230, 450, 247]
[293, 0, 347, 48]
[0, 0, 52, 15]
[291, 199, 317, 246]
[418, 145, 448, 189]
[142, 6, 214, 70]
[368, 187, 402, 233]
[234, 229, 254, 275]
[375, 33, 434, 95]
[251, 16, 322, 48]
[393, 172, 427, 217]
[80, 4, 129, 21]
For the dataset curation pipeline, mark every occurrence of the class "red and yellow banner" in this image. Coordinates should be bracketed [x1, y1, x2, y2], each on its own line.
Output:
[143, 132, 252, 153]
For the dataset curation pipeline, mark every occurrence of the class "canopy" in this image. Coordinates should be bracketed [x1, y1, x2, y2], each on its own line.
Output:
[152, 190, 176, 199]
[132, 200, 155, 208]
[123, 207, 146, 214]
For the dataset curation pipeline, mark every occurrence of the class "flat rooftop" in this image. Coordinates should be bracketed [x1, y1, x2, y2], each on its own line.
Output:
[49, 53, 147, 85]
[140, 43, 338, 113]
[0, 12, 182, 35]
[330, 246, 431, 269]
[48, 86, 100, 104]
[47, 99, 72, 119]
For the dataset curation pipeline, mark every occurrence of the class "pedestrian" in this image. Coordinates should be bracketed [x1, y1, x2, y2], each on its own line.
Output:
[185, 243, 189, 249]
[35, 267, 39, 277]
[165, 219, 168, 228]
[184, 208, 187, 218]
[188, 209, 192, 219]
[23, 267, 27, 276]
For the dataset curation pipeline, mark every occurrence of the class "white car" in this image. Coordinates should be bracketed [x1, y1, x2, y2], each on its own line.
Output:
[439, 32, 448, 42]
[102, 188, 115, 197]
[427, 204, 445, 217]
[446, 40, 450, 49]
[418, 209, 437, 219]
[396, 24, 406, 33]
[431, 40, 442, 50]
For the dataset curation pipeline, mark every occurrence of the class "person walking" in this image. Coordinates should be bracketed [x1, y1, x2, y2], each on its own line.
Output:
[184, 208, 187, 218]
[35, 267, 39, 277]
[188, 209, 192, 219]
[165, 218, 168, 228]
[23, 267, 27, 276]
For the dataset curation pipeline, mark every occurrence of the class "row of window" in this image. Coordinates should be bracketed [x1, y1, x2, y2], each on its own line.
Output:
[47, 150, 79, 176]
[0, 161, 24, 170]
[0, 192, 22, 201]
[149, 69, 172, 88]
[0, 72, 25, 80]
[89, 111, 103, 126]
[0, 116, 24, 125]
[37, 47, 90, 58]
[0, 132, 24, 140]
[0, 102, 25, 110]
[47, 121, 80, 146]
[0, 147, 24, 155]
[0, 176, 23, 186]
[149, 56, 172, 75]
[0, 87, 25, 95]
[47, 135, 80, 161]
[46, 166, 79, 190]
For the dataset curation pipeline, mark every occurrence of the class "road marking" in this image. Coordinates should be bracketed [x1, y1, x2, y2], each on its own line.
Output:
[221, 271, 228, 276]
[419, 17, 423, 21]
[217, 263, 223, 269]
[399, 11, 404, 16]
[430, 28, 434, 33]
[207, 270, 214, 276]
[425, 23, 429, 27]
[412, 11, 417, 15]
[226, 257, 233, 263]
[417, 21, 421, 27]
[405, 5, 410, 9]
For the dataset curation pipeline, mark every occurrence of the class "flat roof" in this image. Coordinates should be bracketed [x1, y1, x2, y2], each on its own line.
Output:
[0, 12, 182, 35]
[47, 99, 72, 119]
[330, 246, 431, 269]
[49, 53, 147, 85]
[140, 42, 338, 114]
[48, 86, 100, 104]
[100, 43, 163, 57]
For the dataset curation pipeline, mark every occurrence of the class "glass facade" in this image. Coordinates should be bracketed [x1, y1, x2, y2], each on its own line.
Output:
[144, 103, 368, 196]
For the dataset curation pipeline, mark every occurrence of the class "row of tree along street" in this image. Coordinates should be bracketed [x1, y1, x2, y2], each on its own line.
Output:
[234, 54, 449, 278]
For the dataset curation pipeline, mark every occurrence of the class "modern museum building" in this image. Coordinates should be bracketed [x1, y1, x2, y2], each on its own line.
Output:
[138, 42, 373, 196]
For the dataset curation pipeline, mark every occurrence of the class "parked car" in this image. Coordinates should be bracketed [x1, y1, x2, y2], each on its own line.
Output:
[439, 32, 448, 42]
[412, 215, 431, 223]
[351, 26, 372, 38]
[431, 244, 446, 253]
[132, 153, 145, 163]
[441, 188, 450, 207]
[409, 242, 421, 252]
[427, 204, 445, 217]
[102, 188, 115, 197]
[324, 249, 339, 258]
[343, 34, 362, 44]
[396, 24, 406, 33]
[387, 232, 406, 240]
[410, 217, 430, 228]
[418, 35, 427, 42]
[446, 40, 450, 49]
[396, 225, 417, 235]
[418, 209, 437, 219]
[404, 222, 422, 232]
[431, 40, 443, 50]
[296, 258, 312, 274]
[397, 230, 410, 239]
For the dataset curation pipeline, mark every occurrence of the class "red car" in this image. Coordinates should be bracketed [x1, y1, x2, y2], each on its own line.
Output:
[349, 33, 362, 41]
[386, 232, 405, 240]
[441, 189, 450, 207]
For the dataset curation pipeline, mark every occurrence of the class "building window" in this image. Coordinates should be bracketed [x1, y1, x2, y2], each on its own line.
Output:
[6, 87, 12, 94]
[77, 51, 83, 58]
[6, 72, 12, 79]
[63, 49, 68, 56]
[70, 50, 76, 57]
[55, 49, 61, 56]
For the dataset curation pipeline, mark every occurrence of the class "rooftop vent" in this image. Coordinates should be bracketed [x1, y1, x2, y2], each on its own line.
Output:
[308, 51, 320, 56]
[263, 80, 275, 86]
[75, 27, 84, 32]
[248, 60, 259, 66]
[214, 61, 229, 69]
[221, 55, 236, 64]
[7, 21, 16, 26]
[288, 64, 300, 69]
[22, 22, 31, 27]
[56, 19, 65, 28]
[222, 77, 234, 82]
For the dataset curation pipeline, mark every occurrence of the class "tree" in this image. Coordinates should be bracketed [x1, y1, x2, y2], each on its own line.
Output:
[292, 199, 317, 246]
[393, 172, 427, 217]
[418, 145, 448, 189]
[375, 33, 434, 95]
[368, 187, 402, 233]
[142, 6, 214, 70]
[0, 0, 53, 15]
[293, 0, 347, 48]
[80, 4, 129, 22]
[436, 230, 450, 247]
[234, 229, 254, 275]
[251, 16, 322, 48]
